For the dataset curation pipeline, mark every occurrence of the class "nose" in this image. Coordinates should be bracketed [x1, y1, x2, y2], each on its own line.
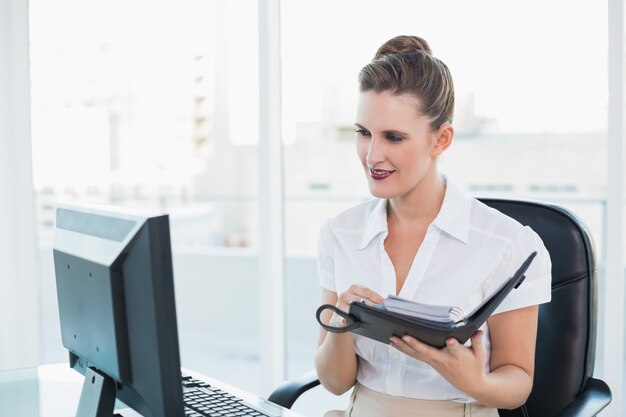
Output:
[365, 136, 385, 167]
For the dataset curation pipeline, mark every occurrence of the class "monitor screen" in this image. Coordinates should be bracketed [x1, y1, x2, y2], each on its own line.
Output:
[53, 202, 185, 417]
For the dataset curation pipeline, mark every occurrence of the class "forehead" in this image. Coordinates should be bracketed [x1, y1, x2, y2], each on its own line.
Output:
[356, 90, 425, 126]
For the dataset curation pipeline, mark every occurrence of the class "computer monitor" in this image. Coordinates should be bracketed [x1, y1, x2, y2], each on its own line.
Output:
[53, 202, 185, 417]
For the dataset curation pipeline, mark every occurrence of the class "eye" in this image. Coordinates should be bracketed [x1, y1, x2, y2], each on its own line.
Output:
[355, 128, 371, 137]
[385, 132, 405, 142]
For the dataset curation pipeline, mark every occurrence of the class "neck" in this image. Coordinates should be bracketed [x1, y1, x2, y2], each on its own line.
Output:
[387, 172, 446, 226]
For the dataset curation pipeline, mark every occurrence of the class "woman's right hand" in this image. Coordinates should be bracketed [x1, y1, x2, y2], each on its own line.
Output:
[336, 284, 384, 312]
[316, 286, 383, 395]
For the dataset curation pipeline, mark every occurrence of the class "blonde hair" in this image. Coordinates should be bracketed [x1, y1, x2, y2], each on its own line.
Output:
[358, 35, 455, 130]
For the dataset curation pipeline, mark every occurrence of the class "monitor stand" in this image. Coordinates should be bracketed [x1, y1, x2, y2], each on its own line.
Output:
[76, 367, 120, 417]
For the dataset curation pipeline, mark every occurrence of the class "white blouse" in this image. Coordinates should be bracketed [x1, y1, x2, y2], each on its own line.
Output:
[317, 178, 552, 402]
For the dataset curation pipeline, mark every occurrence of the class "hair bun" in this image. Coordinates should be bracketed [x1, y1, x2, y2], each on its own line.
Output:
[373, 35, 432, 59]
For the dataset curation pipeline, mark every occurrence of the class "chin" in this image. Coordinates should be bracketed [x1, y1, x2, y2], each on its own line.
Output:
[368, 184, 398, 199]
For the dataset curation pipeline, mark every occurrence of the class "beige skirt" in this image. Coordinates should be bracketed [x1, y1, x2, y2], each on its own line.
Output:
[324, 383, 499, 417]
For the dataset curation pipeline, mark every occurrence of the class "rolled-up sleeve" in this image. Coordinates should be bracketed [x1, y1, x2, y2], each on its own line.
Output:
[489, 225, 552, 315]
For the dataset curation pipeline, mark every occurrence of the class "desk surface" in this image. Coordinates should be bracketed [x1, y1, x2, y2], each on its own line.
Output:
[0, 363, 305, 417]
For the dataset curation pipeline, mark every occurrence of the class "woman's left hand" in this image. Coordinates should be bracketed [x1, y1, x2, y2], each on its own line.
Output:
[390, 330, 488, 396]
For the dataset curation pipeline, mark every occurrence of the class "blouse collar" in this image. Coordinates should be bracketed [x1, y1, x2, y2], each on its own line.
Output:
[358, 176, 470, 250]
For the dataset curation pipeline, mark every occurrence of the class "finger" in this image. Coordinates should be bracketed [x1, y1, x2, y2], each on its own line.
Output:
[445, 337, 461, 352]
[471, 330, 484, 345]
[361, 287, 384, 304]
[470, 330, 485, 357]
[334, 299, 348, 312]
[336, 292, 358, 310]
[342, 294, 367, 311]
[328, 313, 347, 327]
[401, 335, 436, 357]
[390, 336, 415, 357]
[353, 287, 384, 305]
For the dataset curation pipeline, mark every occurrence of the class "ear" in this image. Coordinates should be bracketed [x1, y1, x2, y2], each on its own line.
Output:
[431, 123, 453, 157]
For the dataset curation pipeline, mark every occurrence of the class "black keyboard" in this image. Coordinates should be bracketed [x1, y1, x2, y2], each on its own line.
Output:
[182, 374, 269, 417]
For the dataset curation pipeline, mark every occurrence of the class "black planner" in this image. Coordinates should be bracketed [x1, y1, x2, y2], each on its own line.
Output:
[316, 251, 537, 348]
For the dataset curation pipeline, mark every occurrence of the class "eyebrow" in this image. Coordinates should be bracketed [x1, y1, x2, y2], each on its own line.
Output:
[354, 123, 409, 137]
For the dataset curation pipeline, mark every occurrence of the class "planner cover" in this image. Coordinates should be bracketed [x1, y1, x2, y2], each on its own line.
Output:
[316, 251, 537, 348]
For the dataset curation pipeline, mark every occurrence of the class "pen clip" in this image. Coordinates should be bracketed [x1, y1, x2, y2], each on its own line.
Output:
[514, 274, 526, 289]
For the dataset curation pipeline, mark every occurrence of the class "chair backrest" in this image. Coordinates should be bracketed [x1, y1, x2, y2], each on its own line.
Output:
[480, 199, 598, 417]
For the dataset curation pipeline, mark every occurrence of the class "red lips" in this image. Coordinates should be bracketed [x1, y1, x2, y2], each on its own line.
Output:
[369, 168, 394, 180]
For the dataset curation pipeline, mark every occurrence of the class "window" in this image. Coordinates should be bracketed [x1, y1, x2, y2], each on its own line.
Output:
[29, 0, 264, 395]
[281, 1, 609, 414]
[26, 1, 622, 415]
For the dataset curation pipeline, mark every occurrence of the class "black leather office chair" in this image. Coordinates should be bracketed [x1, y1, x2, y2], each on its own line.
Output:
[268, 199, 612, 416]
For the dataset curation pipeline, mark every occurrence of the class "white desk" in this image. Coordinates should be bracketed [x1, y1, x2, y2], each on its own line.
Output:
[0, 363, 306, 417]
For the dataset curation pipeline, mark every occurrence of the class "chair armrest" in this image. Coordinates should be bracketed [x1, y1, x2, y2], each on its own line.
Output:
[267, 369, 321, 409]
[555, 378, 612, 417]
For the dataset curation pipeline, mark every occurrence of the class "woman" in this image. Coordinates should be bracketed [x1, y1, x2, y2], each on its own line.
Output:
[315, 35, 551, 417]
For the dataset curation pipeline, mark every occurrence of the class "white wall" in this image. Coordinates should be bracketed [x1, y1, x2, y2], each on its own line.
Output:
[0, 0, 40, 370]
